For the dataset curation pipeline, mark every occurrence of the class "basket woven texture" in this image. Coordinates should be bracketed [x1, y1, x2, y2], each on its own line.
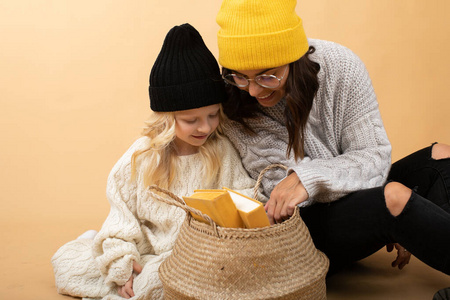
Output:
[150, 164, 329, 300]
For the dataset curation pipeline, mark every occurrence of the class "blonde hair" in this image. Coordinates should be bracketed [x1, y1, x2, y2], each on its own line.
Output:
[131, 106, 226, 189]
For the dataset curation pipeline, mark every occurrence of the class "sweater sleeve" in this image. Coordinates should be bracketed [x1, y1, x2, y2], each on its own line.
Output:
[216, 137, 268, 202]
[291, 43, 391, 202]
[92, 138, 147, 286]
[223, 41, 391, 204]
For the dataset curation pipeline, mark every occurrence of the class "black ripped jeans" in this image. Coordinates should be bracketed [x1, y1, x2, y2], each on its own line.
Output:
[300, 143, 450, 275]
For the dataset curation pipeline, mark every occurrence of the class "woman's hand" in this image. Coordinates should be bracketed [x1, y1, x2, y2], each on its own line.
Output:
[117, 261, 143, 298]
[386, 243, 411, 270]
[264, 172, 308, 224]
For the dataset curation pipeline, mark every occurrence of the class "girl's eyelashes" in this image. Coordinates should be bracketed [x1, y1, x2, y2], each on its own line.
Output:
[176, 110, 219, 123]
[175, 116, 196, 124]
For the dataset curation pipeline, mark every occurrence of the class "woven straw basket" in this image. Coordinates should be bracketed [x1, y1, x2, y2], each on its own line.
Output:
[149, 164, 329, 300]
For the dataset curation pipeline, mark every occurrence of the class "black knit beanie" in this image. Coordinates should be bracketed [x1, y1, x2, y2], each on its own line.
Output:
[149, 23, 227, 112]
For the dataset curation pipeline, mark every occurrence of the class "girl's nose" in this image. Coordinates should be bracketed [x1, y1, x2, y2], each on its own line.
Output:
[197, 120, 211, 133]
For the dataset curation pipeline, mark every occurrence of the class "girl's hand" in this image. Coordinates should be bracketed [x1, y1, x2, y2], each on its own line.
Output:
[264, 172, 308, 225]
[117, 261, 143, 298]
[386, 243, 411, 270]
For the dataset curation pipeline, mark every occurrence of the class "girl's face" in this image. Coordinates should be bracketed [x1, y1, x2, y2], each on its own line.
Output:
[174, 104, 221, 155]
[231, 65, 289, 107]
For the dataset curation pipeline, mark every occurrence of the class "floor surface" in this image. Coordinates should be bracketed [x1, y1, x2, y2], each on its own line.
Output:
[1, 216, 448, 300]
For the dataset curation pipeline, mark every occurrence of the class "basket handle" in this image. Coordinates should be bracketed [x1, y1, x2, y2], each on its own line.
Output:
[253, 163, 288, 200]
[148, 185, 219, 236]
[149, 163, 287, 235]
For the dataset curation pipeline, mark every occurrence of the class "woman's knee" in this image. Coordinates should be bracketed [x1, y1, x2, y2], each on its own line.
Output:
[384, 182, 412, 216]
[432, 143, 450, 160]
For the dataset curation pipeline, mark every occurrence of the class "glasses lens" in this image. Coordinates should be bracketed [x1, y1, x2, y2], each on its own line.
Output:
[255, 75, 279, 88]
[223, 75, 234, 85]
[227, 75, 248, 87]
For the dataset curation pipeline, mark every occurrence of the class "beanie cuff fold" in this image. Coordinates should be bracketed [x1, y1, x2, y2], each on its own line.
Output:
[149, 78, 226, 112]
[218, 21, 309, 70]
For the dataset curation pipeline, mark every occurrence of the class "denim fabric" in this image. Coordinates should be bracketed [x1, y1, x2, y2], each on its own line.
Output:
[300, 143, 450, 275]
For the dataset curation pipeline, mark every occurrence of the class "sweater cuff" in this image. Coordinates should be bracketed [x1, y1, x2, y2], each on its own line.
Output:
[95, 241, 140, 286]
[288, 165, 324, 201]
[104, 254, 137, 286]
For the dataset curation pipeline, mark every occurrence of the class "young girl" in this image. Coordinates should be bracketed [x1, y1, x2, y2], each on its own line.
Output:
[51, 23, 260, 300]
[215, 0, 450, 276]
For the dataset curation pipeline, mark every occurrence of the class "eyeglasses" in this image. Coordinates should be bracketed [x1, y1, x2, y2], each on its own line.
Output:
[222, 65, 288, 89]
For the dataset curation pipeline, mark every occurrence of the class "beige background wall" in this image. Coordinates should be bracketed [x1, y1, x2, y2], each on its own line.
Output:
[1, 2, 449, 296]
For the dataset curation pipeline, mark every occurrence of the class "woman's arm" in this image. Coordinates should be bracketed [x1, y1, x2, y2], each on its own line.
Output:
[292, 44, 391, 202]
[216, 137, 267, 202]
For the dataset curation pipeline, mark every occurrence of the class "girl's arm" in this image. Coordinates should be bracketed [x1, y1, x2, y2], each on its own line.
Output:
[92, 138, 147, 287]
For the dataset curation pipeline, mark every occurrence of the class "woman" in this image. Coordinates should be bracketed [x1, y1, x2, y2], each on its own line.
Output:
[216, 0, 450, 275]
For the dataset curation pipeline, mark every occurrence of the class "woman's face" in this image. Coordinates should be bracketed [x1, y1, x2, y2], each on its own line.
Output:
[231, 65, 289, 107]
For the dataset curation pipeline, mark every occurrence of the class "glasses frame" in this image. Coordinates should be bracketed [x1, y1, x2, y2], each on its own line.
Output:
[223, 65, 288, 89]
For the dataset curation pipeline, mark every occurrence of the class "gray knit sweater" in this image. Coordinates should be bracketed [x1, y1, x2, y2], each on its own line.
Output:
[223, 39, 391, 204]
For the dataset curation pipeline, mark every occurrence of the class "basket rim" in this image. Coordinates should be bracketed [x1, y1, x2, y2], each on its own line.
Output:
[185, 206, 303, 238]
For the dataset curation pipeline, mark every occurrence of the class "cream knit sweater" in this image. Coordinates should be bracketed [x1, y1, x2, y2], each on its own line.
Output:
[52, 136, 258, 300]
[223, 39, 392, 204]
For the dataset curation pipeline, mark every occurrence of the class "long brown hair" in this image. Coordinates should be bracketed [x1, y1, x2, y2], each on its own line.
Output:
[222, 46, 320, 161]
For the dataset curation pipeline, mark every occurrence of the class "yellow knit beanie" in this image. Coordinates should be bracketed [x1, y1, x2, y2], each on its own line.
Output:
[216, 0, 309, 70]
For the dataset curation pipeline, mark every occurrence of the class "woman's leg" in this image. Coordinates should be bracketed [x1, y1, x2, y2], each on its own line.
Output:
[384, 182, 450, 275]
[300, 184, 450, 275]
[388, 143, 450, 213]
[300, 186, 389, 274]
